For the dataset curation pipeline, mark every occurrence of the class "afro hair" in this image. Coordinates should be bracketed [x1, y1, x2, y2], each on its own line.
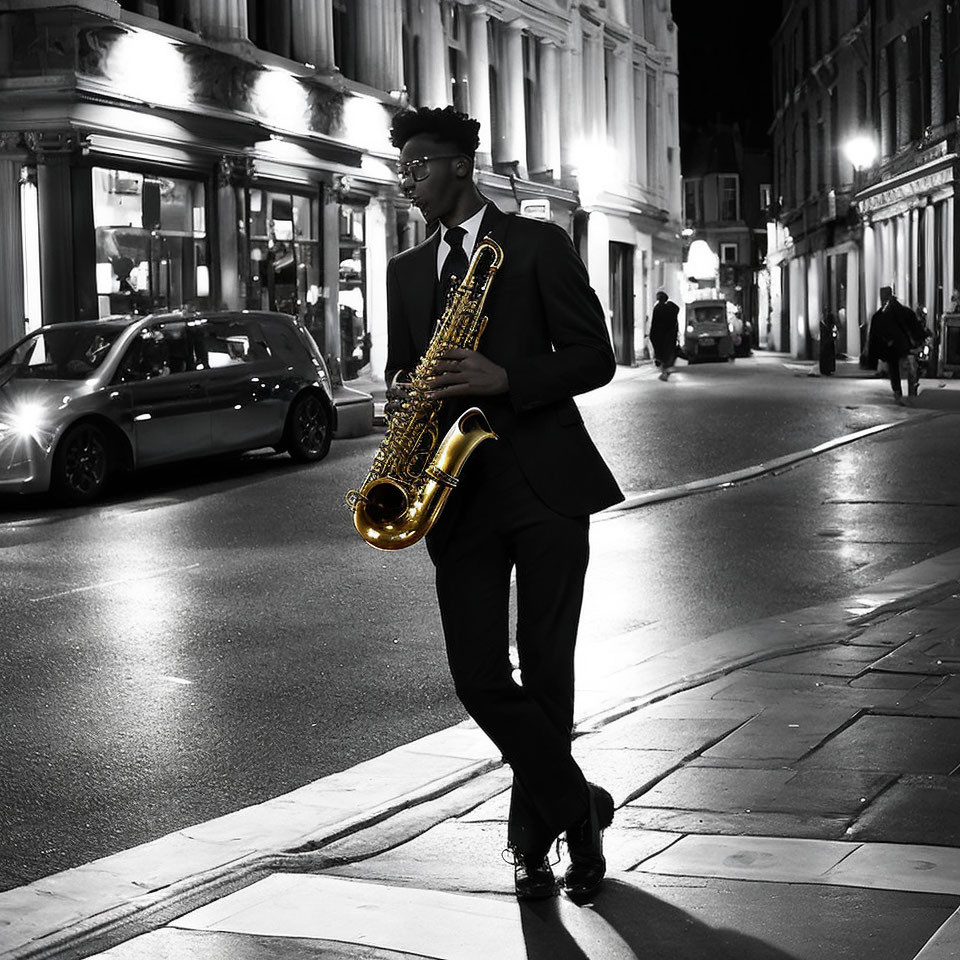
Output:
[389, 106, 481, 156]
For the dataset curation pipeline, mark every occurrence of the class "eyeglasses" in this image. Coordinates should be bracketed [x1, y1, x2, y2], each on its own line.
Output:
[397, 154, 463, 183]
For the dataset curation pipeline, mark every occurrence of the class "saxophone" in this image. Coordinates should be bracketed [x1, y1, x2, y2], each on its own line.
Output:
[345, 236, 504, 550]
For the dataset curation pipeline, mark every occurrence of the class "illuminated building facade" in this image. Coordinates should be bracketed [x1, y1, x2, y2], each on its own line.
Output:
[0, 0, 682, 378]
[769, 0, 960, 366]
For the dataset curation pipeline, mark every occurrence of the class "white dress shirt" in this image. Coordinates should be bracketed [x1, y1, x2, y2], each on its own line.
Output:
[436, 204, 488, 280]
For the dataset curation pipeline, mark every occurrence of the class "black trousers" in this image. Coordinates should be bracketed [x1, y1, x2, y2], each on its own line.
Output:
[431, 441, 591, 858]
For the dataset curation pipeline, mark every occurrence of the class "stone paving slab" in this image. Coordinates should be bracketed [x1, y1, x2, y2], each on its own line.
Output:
[916, 907, 960, 960]
[635, 833, 960, 896]
[872, 633, 960, 675]
[170, 874, 528, 960]
[847, 775, 960, 845]
[797, 715, 960, 773]
[743, 643, 887, 677]
[583, 714, 749, 754]
[619, 806, 853, 839]
[627, 766, 892, 820]
[698, 704, 860, 763]
[91, 928, 416, 959]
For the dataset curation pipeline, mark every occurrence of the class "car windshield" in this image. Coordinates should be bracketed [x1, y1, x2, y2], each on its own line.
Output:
[690, 306, 727, 324]
[0, 326, 127, 381]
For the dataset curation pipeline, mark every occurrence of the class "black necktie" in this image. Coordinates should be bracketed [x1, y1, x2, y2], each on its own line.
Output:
[440, 226, 469, 300]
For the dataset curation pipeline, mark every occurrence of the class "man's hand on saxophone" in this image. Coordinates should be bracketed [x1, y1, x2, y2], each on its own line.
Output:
[427, 347, 508, 399]
[383, 371, 412, 421]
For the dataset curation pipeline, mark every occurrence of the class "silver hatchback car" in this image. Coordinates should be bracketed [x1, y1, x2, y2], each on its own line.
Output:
[0, 310, 368, 504]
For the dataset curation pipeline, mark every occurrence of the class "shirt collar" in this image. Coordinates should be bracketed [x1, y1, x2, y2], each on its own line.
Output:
[437, 204, 487, 276]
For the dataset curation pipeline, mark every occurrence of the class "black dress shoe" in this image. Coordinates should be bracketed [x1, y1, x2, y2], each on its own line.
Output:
[562, 783, 615, 903]
[507, 847, 558, 900]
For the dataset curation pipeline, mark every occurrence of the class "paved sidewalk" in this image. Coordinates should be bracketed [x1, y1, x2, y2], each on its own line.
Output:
[4, 543, 960, 960]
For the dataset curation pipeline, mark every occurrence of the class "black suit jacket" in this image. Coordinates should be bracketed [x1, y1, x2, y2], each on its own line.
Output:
[385, 203, 624, 529]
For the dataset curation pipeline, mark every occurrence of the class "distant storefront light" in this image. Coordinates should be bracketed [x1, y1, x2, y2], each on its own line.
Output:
[684, 239, 718, 280]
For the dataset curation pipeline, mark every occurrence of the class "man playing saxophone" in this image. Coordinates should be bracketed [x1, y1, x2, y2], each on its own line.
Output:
[385, 106, 623, 902]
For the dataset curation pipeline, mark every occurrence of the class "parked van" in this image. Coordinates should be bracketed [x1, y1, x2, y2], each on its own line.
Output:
[683, 299, 735, 363]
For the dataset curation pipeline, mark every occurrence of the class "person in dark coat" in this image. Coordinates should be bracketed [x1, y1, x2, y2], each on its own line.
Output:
[868, 286, 925, 404]
[384, 106, 623, 903]
[818, 310, 838, 375]
[649, 290, 680, 381]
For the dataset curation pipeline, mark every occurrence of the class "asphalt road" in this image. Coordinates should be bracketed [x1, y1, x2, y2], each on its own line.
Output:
[2, 354, 959, 892]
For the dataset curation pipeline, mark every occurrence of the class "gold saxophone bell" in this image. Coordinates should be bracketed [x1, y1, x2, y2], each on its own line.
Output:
[345, 238, 503, 550]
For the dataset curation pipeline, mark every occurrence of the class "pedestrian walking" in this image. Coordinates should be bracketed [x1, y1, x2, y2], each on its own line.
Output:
[818, 309, 838, 375]
[649, 290, 680, 380]
[384, 106, 623, 902]
[868, 286, 926, 404]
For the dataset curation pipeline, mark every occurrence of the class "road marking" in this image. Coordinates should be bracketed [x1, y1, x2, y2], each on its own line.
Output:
[29, 563, 200, 603]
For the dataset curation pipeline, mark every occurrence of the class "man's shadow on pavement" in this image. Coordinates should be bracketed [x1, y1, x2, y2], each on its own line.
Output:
[519, 879, 799, 960]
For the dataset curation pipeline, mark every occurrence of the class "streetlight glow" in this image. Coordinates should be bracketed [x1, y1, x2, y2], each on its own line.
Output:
[844, 135, 879, 171]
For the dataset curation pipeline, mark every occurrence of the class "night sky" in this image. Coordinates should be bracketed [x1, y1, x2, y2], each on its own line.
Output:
[670, 0, 783, 149]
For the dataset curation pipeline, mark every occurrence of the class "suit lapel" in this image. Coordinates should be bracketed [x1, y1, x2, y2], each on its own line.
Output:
[409, 230, 441, 349]
[477, 203, 508, 248]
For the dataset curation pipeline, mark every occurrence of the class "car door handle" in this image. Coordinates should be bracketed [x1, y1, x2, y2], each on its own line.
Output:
[187, 382, 204, 392]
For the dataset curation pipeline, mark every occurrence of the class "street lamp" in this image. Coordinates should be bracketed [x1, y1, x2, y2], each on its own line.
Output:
[843, 135, 878, 176]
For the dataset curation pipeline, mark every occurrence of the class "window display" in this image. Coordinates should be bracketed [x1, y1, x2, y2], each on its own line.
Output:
[339, 203, 367, 380]
[93, 168, 209, 318]
[245, 187, 323, 345]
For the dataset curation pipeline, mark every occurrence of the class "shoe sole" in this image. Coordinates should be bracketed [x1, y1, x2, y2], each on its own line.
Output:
[516, 882, 559, 901]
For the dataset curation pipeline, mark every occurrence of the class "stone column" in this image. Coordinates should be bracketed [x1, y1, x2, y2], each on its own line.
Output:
[608, 42, 632, 186]
[291, 0, 335, 70]
[558, 25, 584, 181]
[498, 18, 527, 176]
[0, 159, 24, 349]
[539, 38, 561, 182]
[633, 63, 647, 186]
[581, 27, 605, 146]
[924, 202, 936, 320]
[863, 219, 877, 322]
[188, 0, 248, 41]
[418, 0, 448, 107]
[466, 5, 493, 164]
[356, 0, 402, 92]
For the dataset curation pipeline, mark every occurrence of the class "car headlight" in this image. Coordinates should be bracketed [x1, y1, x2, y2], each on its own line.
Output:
[0, 401, 49, 444]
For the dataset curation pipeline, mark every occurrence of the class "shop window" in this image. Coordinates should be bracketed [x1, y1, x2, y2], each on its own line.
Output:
[93, 168, 209, 318]
[245, 187, 323, 344]
[339, 203, 368, 380]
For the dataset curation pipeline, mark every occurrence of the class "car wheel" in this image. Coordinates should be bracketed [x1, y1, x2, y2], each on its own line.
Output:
[52, 422, 111, 504]
[285, 392, 332, 462]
